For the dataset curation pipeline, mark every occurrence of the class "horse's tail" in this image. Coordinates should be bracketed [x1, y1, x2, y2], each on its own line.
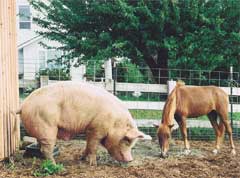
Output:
[10, 108, 22, 135]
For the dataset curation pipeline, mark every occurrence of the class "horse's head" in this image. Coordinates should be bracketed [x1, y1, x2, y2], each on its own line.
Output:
[156, 124, 174, 158]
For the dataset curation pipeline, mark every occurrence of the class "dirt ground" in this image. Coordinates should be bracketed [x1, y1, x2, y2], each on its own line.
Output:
[0, 139, 239, 178]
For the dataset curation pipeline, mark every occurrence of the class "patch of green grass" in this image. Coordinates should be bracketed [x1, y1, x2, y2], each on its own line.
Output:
[130, 109, 162, 120]
[231, 112, 240, 120]
[130, 109, 240, 121]
[33, 160, 64, 177]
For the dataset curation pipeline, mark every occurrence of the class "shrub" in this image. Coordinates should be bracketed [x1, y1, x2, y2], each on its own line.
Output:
[36, 68, 71, 81]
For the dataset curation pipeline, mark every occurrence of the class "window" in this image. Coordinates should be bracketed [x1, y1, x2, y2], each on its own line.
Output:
[18, 48, 24, 78]
[39, 51, 46, 69]
[19, 5, 31, 29]
[38, 50, 62, 69]
[47, 50, 62, 69]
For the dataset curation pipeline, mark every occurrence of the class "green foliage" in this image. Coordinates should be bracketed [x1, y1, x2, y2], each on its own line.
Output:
[23, 87, 36, 94]
[117, 60, 145, 83]
[33, 160, 64, 177]
[29, 0, 240, 82]
[37, 68, 71, 80]
[85, 60, 105, 81]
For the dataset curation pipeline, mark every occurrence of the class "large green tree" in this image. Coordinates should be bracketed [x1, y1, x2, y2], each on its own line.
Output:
[30, 0, 240, 83]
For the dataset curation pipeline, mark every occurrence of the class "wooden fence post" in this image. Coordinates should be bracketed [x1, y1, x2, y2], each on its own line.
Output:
[40, 75, 49, 87]
[0, 0, 19, 160]
[167, 80, 176, 95]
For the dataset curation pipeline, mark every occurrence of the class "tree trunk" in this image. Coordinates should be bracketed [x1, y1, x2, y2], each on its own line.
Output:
[158, 48, 168, 84]
[144, 48, 168, 84]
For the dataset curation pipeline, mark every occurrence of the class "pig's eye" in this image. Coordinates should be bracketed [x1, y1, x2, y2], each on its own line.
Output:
[123, 136, 131, 144]
[100, 136, 107, 146]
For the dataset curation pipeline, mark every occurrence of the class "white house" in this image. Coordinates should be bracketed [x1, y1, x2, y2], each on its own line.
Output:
[17, 0, 63, 84]
[16, 0, 116, 87]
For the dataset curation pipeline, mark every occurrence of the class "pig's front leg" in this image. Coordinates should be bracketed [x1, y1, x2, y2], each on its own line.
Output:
[81, 130, 102, 166]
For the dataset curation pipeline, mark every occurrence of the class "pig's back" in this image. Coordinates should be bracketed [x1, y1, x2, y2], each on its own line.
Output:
[20, 81, 129, 134]
[22, 81, 125, 111]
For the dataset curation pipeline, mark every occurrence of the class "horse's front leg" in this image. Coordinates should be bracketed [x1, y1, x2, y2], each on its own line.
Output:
[175, 115, 191, 155]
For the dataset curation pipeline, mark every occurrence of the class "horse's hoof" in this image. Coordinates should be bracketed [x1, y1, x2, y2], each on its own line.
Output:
[160, 152, 169, 159]
[231, 149, 236, 155]
[184, 149, 191, 155]
[212, 149, 218, 155]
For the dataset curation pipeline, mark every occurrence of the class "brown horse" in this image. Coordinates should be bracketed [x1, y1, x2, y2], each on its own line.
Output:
[156, 81, 236, 158]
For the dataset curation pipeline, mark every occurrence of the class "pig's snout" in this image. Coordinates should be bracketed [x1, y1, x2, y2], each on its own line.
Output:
[112, 151, 133, 162]
[121, 153, 133, 162]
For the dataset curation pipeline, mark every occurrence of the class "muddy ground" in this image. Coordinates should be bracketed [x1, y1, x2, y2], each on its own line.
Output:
[0, 139, 239, 178]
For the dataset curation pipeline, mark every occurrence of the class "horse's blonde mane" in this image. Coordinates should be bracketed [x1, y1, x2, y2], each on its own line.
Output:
[176, 80, 185, 87]
[162, 81, 184, 126]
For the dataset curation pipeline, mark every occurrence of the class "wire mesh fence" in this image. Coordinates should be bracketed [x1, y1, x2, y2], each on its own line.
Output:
[19, 59, 240, 141]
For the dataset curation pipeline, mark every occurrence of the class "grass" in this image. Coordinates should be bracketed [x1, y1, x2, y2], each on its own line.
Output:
[130, 110, 162, 120]
[130, 109, 240, 121]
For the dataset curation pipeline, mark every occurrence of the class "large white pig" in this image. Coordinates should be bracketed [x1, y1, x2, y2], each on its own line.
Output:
[16, 81, 151, 165]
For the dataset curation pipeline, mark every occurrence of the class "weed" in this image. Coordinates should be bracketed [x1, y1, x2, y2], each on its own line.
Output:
[4, 158, 15, 170]
[33, 160, 64, 177]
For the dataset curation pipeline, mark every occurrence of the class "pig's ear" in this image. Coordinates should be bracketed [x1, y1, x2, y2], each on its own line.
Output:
[125, 130, 152, 140]
[125, 129, 144, 140]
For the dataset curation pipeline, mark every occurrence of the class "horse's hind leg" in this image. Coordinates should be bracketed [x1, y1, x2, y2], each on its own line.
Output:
[207, 111, 225, 154]
[218, 111, 236, 155]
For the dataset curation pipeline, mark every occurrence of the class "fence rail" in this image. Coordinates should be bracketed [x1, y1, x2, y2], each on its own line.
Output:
[44, 80, 240, 112]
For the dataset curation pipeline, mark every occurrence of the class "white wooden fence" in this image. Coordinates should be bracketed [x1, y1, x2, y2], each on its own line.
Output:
[44, 78, 240, 112]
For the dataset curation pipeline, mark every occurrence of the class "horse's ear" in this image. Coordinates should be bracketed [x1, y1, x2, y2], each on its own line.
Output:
[168, 124, 174, 129]
[153, 123, 159, 128]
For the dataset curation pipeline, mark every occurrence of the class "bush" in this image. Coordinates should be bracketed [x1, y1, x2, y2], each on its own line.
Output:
[36, 68, 71, 81]
[117, 61, 146, 83]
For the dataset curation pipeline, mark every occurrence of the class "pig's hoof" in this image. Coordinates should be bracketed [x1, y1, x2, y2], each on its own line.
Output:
[86, 154, 97, 166]
[89, 159, 97, 166]
[88, 157, 97, 166]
